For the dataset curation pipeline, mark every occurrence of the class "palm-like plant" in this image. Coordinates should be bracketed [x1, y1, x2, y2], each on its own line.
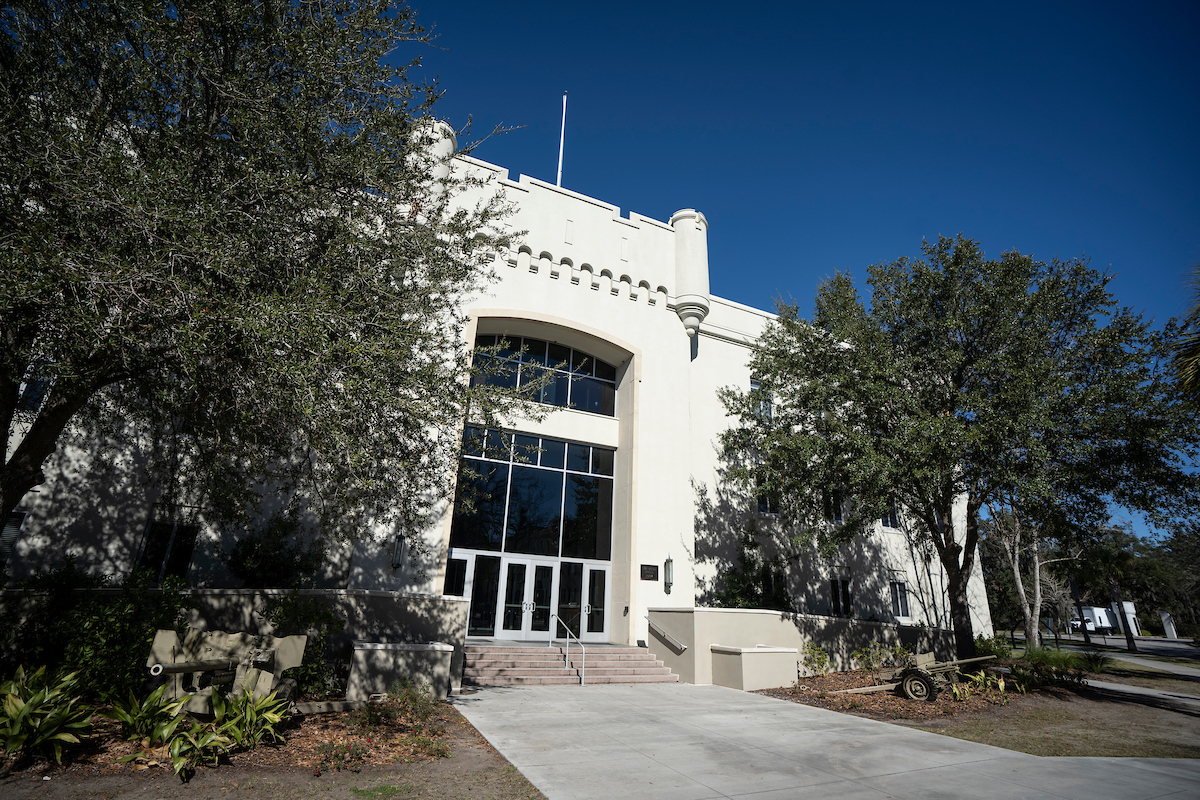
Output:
[1174, 266, 1200, 397]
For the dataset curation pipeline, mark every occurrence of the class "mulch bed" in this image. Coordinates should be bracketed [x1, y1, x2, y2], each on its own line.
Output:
[6, 702, 460, 779]
[756, 666, 1067, 721]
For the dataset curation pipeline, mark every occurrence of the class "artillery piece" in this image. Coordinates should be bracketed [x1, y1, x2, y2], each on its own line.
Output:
[833, 651, 997, 701]
[147, 627, 307, 714]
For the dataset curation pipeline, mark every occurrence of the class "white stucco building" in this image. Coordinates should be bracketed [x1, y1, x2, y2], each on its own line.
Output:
[3, 126, 992, 651]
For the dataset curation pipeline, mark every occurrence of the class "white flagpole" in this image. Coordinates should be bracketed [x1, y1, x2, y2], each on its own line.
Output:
[556, 91, 567, 187]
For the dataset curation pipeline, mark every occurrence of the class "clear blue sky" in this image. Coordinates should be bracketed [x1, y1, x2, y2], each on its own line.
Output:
[405, 0, 1199, 328]
[401, 1, 1200, 534]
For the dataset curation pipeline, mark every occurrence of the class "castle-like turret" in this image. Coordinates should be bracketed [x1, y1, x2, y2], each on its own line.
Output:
[669, 209, 711, 336]
[411, 119, 458, 201]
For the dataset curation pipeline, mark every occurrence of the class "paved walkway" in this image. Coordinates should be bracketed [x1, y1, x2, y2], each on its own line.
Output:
[452, 683, 1199, 800]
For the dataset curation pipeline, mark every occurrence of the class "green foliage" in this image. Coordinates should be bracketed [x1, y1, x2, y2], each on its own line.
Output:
[318, 739, 372, 772]
[1, 0, 543, 556]
[973, 635, 1014, 660]
[800, 643, 830, 677]
[711, 527, 791, 611]
[1012, 648, 1086, 688]
[212, 689, 288, 751]
[0, 666, 93, 768]
[104, 683, 188, 745]
[1173, 264, 1200, 397]
[719, 235, 1200, 657]
[224, 509, 327, 588]
[167, 719, 232, 783]
[850, 641, 909, 672]
[1079, 651, 1114, 674]
[0, 561, 190, 701]
[262, 589, 346, 699]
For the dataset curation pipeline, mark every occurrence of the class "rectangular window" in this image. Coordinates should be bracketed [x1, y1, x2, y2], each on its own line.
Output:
[749, 379, 773, 421]
[825, 490, 844, 525]
[881, 499, 900, 530]
[830, 577, 851, 617]
[472, 335, 618, 418]
[1, 511, 27, 570]
[891, 581, 910, 618]
[443, 558, 467, 596]
[137, 510, 200, 583]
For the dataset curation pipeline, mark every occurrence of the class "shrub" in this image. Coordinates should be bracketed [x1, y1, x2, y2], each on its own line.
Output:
[105, 683, 189, 745]
[167, 720, 231, 782]
[1079, 650, 1114, 674]
[348, 679, 442, 739]
[800, 643, 830, 677]
[973, 634, 1013, 660]
[0, 666, 93, 772]
[213, 688, 288, 750]
[1, 561, 190, 701]
[1013, 647, 1086, 688]
[850, 641, 909, 672]
[262, 589, 346, 699]
[317, 739, 371, 772]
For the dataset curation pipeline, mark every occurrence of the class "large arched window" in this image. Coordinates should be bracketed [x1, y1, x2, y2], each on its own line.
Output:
[472, 335, 617, 417]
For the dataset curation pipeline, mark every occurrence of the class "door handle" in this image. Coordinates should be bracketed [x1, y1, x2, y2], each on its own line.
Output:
[583, 604, 591, 614]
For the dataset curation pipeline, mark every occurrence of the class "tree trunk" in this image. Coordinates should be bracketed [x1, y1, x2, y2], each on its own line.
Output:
[1027, 539, 1043, 651]
[1069, 575, 1092, 646]
[1109, 577, 1138, 653]
[946, 564, 977, 659]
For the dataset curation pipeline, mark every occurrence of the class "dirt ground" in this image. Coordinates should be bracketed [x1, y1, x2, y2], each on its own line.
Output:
[0, 705, 545, 800]
[759, 666, 1200, 758]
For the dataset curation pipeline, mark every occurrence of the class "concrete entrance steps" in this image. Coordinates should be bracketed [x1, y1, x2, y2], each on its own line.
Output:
[463, 642, 679, 686]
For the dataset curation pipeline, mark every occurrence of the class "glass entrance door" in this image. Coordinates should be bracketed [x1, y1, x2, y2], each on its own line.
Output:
[456, 550, 610, 642]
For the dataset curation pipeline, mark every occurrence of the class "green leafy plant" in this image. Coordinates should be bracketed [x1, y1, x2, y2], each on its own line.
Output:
[349, 680, 443, 739]
[105, 683, 189, 745]
[0, 666, 93, 772]
[800, 643, 830, 677]
[317, 739, 371, 772]
[973, 635, 1014, 660]
[168, 720, 232, 782]
[950, 683, 971, 701]
[850, 641, 909, 672]
[213, 688, 287, 750]
[1012, 648, 1086, 688]
[1079, 651, 1114, 674]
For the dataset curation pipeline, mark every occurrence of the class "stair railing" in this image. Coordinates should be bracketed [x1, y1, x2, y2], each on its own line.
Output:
[548, 615, 586, 686]
[645, 615, 688, 652]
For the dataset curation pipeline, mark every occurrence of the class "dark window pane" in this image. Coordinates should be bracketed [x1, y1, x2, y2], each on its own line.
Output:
[162, 524, 198, 580]
[503, 466, 563, 556]
[138, 522, 174, 577]
[522, 338, 548, 364]
[449, 461, 509, 551]
[587, 570, 606, 633]
[591, 448, 614, 476]
[484, 429, 512, 461]
[443, 558, 467, 596]
[475, 334, 497, 348]
[461, 425, 484, 457]
[547, 342, 571, 367]
[557, 562, 583, 638]
[570, 376, 614, 416]
[475, 354, 517, 391]
[538, 371, 571, 408]
[502, 563, 526, 631]
[539, 439, 565, 469]
[566, 443, 590, 473]
[532, 565, 553, 632]
[562, 476, 612, 560]
[570, 350, 591, 374]
[594, 359, 617, 382]
[513, 434, 540, 464]
[468, 555, 501, 636]
[496, 337, 519, 359]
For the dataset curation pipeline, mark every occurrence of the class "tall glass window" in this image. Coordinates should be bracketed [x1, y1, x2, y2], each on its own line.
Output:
[472, 335, 617, 417]
[450, 426, 614, 561]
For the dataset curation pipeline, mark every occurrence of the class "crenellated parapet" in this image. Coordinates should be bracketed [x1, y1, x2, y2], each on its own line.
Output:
[452, 155, 713, 334]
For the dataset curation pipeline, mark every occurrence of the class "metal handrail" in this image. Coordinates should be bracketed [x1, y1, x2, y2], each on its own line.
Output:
[548, 615, 586, 686]
[646, 616, 688, 652]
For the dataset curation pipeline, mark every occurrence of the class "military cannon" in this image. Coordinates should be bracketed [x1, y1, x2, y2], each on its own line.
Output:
[833, 651, 997, 701]
[147, 628, 307, 714]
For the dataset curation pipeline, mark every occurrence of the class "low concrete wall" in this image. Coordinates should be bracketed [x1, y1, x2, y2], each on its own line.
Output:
[0, 588, 469, 693]
[347, 641, 455, 700]
[711, 645, 798, 692]
[648, 607, 956, 686]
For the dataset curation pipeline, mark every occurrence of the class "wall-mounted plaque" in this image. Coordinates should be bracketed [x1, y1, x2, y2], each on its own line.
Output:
[641, 564, 659, 581]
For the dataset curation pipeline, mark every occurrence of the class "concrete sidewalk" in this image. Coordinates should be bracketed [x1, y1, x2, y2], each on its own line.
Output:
[452, 683, 1199, 800]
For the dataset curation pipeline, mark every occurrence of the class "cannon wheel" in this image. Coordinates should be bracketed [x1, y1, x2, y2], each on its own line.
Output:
[901, 670, 938, 701]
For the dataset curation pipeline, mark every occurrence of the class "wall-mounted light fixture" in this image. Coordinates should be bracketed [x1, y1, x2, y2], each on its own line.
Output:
[664, 554, 674, 594]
